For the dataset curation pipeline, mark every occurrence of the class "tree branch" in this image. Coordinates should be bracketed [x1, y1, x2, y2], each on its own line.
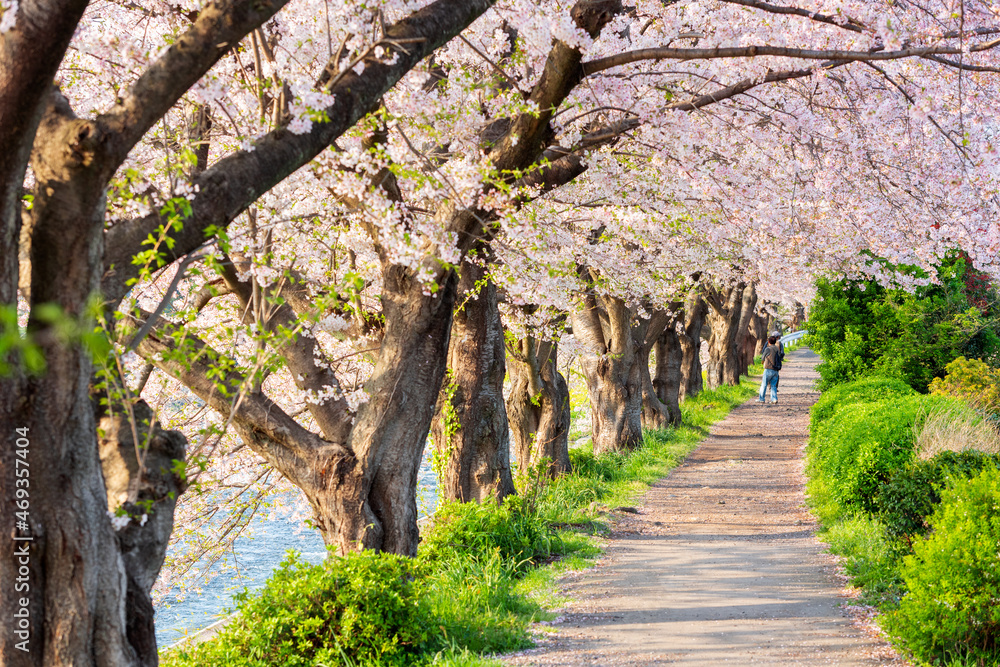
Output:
[98, 0, 290, 168]
[718, 0, 866, 34]
[667, 61, 848, 111]
[126, 309, 350, 473]
[217, 259, 355, 444]
[102, 0, 497, 305]
[582, 39, 1000, 76]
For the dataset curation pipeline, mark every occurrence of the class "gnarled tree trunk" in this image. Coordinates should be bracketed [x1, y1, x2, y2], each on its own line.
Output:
[430, 261, 515, 502]
[1, 90, 189, 666]
[507, 336, 572, 478]
[572, 278, 670, 454]
[748, 306, 769, 363]
[572, 294, 642, 455]
[98, 402, 187, 664]
[790, 301, 805, 330]
[733, 283, 758, 377]
[194, 256, 460, 556]
[704, 282, 746, 389]
[643, 316, 682, 429]
[679, 290, 707, 401]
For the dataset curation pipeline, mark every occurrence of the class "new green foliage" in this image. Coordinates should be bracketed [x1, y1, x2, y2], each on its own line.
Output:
[163, 551, 435, 667]
[806, 375, 1000, 665]
[884, 467, 1000, 666]
[875, 451, 1000, 541]
[809, 376, 916, 437]
[808, 255, 1000, 391]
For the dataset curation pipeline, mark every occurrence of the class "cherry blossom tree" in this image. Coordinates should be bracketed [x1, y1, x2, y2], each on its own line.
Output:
[2, 0, 999, 664]
[1, 0, 498, 663]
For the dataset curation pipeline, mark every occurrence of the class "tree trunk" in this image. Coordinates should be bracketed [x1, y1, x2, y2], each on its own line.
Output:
[237, 261, 459, 558]
[679, 291, 707, 401]
[98, 401, 187, 664]
[644, 320, 682, 429]
[748, 308, 769, 362]
[734, 283, 758, 377]
[1, 93, 187, 667]
[507, 337, 572, 478]
[142, 258, 459, 559]
[571, 287, 665, 455]
[580, 348, 643, 455]
[335, 263, 459, 555]
[704, 283, 746, 389]
[790, 301, 805, 330]
[430, 262, 515, 502]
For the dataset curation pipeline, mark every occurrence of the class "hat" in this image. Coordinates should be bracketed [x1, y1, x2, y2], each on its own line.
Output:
[769, 330, 780, 337]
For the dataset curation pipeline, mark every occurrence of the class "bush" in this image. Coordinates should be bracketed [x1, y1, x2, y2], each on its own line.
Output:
[163, 551, 435, 667]
[809, 376, 917, 437]
[875, 450, 1000, 541]
[809, 394, 967, 513]
[810, 395, 921, 512]
[930, 356, 1000, 417]
[807, 256, 1000, 391]
[884, 466, 1000, 665]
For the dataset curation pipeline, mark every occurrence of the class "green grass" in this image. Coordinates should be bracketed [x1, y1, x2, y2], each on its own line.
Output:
[162, 369, 762, 667]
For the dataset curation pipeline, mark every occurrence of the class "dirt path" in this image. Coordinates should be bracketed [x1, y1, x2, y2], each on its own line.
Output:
[505, 348, 901, 666]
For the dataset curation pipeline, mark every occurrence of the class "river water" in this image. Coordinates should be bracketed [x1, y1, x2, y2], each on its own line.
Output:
[153, 449, 440, 647]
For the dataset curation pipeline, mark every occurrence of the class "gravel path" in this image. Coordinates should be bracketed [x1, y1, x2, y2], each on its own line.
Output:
[504, 348, 902, 666]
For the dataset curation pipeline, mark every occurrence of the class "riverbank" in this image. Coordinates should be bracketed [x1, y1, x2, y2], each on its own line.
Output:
[160, 366, 763, 666]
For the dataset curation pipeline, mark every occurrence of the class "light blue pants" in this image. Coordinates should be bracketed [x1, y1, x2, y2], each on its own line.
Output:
[759, 369, 779, 402]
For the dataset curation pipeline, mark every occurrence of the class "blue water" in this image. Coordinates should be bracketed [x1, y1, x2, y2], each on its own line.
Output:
[154, 449, 439, 647]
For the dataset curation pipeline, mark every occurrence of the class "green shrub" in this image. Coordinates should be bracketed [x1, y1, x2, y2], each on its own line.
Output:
[930, 356, 1000, 417]
[884, 466, 1000, 665]
[420, 493, 555, 572]
[810, 376, 917, 437]
[809, 394, 970, 513]
[163, 551, 435, 667]
[807, 256, 1000, 392]
[876, 450, 1000, 541]
[809, 396, 921, 512]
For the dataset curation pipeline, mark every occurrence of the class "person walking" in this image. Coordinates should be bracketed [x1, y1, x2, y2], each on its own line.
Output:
[769, 329, 784, 393]
[758, 334, 783, 404]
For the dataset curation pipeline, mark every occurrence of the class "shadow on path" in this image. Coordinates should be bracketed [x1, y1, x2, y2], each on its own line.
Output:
[503, 348, 901, 666]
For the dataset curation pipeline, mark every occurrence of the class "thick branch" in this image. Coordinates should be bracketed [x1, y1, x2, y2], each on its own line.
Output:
[217, 261, 354, 443]
[98, 0, 289, 167]
[571, 264, 609, 355]
[582, 40, 1000, 76]
[486, 0, 622, 177]
[127, 309, 349, 474]
[102, 0, 496, 304]
[0, 0, 90, 303]
[639, 307, 676, 355]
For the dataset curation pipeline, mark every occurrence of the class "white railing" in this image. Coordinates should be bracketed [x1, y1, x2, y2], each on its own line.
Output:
[780, 330, 807, 344]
